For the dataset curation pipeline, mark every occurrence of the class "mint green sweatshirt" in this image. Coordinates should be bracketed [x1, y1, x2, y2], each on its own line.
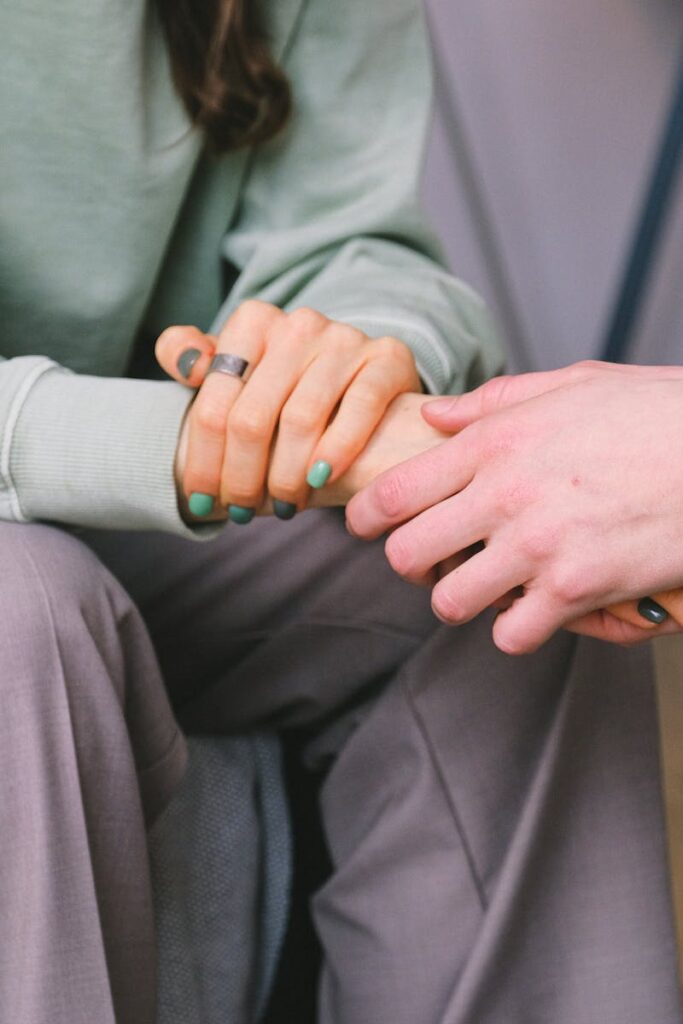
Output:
[0, 0, 502, 536]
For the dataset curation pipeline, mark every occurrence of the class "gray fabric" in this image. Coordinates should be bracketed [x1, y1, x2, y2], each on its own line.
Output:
[421, 0, 683, 371]
[150, 735, 290, 1024]
[0, 521, 187, 1024]
[1, 510, 680, 1023]
[315, 621, 683, 1023]
[87, 509, 683, 1024]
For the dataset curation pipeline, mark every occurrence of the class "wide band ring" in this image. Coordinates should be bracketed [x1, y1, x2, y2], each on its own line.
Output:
[207, 353, 250, 381]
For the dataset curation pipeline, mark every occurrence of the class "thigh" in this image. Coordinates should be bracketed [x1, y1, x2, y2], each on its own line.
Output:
[84, 511, 439, 730]
[315, 614, 682, 1024]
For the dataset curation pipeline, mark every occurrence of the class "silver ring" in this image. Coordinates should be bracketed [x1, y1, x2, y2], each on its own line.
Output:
[207, 353, 250, 381]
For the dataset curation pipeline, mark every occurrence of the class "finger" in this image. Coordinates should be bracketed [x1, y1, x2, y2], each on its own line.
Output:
[309, 355, 416, 485]
[606, 599, 662, 630]
[421, 359, 683, 433]
[429, 544, 528, 626]
[267, 350, 362, 508]
[490, 588, 568, 655]
[217, 341, 308, 511]
[346, 431, 477, 540]
[608, 590, 683, 629]
[183, 303, 283, 507]
[399, 546, 477, 591]
[566, 608, 680, 644]
[649, 588, 683, 626]
[421, 370, 572, 432]
[155, 326, 216, 389]
[383, 488, 491, 584]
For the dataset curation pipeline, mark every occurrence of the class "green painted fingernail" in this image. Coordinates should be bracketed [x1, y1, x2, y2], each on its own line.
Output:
[306, 460, 332, 489]
[273, 500, 297, 521]
[638, 597, 668, 625]
[177, 348, 201, 379]
[228, 505, 255, 525]
[188, 492, 214, 517]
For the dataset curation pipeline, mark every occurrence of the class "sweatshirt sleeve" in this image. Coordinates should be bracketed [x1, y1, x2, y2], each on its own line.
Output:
[1, 355, 217, 536]
[213, 0, 504, 395]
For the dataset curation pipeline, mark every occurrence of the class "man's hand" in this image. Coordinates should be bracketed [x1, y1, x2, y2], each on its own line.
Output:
[347, 361, 683, 653]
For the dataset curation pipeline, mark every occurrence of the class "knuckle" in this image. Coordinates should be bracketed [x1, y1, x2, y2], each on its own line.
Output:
[280, 402, 323, 436]
[517, 524, 560, 565]
[287, 306, 327, 337]
[228, 405, 273, 443]
[347, 382, 382, 415]
[546, 563, 591, 606]
[328, 323, 364, 346]
[495, 481, 537, 521]
[374, 336, 417, 375]
[231, 299, 273, 326]
[374, 335, 402, 358]
[374, 467, 411, 519]
[193, 397, 227, 438]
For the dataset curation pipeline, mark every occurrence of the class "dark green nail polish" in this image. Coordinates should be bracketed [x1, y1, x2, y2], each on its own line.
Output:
[306, 460, 332, 489]
[228, 505, 255, 525]
[638, 597, 668, 625]
[273, 500, 297, 521]
[177, 347, 201, 379]
[188, 492, 214, 517]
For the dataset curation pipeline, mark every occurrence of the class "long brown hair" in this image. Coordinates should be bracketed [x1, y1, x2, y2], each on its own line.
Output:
[154, 0, 291, 154]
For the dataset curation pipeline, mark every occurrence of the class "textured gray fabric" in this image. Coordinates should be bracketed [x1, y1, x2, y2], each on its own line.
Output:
[150, 735, 290, 1024]
[87, 510, 683, 1024]
[1, 510, 680, 1023]
[315, 619, 683, 1023]
[0, 521, 187, 1024]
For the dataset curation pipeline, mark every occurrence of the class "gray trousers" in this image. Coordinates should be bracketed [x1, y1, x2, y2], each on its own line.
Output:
[1, 512, 681, 1024]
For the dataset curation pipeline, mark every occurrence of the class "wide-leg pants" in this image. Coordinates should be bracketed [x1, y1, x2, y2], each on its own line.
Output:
[1, 511, 681, 1024]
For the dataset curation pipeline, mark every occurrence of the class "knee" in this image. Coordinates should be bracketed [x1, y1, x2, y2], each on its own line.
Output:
[0, 522, 131, 681]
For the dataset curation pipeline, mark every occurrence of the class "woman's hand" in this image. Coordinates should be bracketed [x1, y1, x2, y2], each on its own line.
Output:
[158, 300, 421, 520]
[347, 360, 683, 654]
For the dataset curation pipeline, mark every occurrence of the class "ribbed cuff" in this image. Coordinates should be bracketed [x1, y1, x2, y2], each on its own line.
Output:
[10, 368, 222, 538]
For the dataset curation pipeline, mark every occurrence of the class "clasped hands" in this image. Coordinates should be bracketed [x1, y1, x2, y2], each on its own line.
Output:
[159, 302, 683, 653]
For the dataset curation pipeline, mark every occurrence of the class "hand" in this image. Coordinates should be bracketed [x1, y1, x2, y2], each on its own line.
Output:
[346, 360, 683, 653]
[175, 387, 449, 518]
[158, 300, 421, 519]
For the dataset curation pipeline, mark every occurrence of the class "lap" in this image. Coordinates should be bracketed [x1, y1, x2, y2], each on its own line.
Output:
[84, 510, 439, 731]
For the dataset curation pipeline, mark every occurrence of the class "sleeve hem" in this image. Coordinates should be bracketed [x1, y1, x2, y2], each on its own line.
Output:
[9, 368, 225, 538]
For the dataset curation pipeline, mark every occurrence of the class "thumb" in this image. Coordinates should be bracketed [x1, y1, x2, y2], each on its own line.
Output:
[422, 369, 569, 432]
[155, 325, 216, 389]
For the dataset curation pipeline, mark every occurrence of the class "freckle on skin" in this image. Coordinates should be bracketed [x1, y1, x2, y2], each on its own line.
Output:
[571, 476, 581, 487]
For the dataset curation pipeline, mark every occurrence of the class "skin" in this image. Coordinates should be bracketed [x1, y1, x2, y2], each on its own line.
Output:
[157, 299, 421, 513]
[346, 360, 683, 652]
[172, 329, 683, 647]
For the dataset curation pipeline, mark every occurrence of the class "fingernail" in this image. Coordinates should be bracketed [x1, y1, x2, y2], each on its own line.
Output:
[188, 492, 214, 517]
[273, 500, 297, 521]
[307, 460, 332, 489]
[177, 348, 201, 379]
[638, 597, 668, 625]
[424, 396, 458, 415]
[228, 505, 255, 525]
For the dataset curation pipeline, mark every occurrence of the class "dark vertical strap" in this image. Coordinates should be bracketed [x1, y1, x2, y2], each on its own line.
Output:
[601, 47, 683, 363]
